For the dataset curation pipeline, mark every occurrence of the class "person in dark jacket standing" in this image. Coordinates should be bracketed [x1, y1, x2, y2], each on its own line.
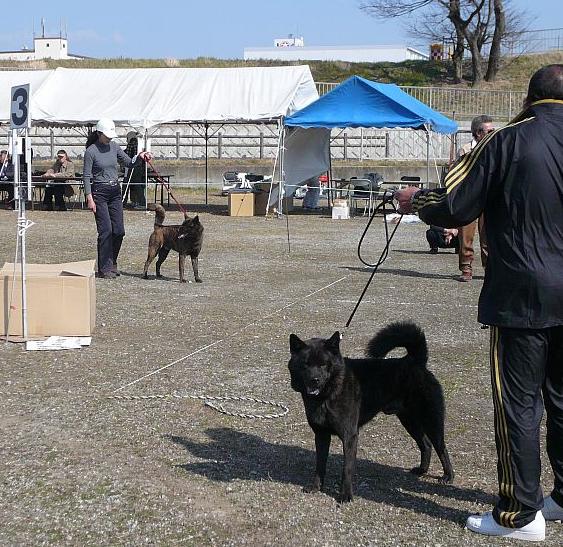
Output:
[84, 119, 152, 278]
[395, 64, 563, 542]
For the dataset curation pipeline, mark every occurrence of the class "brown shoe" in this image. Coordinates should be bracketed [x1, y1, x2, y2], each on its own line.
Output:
[457, 269, 472, 282]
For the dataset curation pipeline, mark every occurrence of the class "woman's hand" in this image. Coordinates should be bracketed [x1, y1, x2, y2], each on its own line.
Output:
[86, 193, 96, 214]
[138, 151, 153, 162]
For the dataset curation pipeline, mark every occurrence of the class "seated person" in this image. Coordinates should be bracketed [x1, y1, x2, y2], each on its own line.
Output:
[43, 150, 75, 211]
[426, 225, 459, 254]
[0, 150, 15, 209]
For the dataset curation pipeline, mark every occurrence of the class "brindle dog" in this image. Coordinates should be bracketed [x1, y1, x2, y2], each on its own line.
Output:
[143, 204, 203, 283]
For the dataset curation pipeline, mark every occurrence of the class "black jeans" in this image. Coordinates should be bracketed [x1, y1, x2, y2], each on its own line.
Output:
[425, 226, 459, 251]
[92, 183, 125, 274]
[43, 185, 65, 209]
[490, 325, 563, 527]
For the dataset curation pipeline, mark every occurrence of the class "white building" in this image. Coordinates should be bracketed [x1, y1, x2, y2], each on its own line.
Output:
[244, 44, 428, 63]
[0, 36, 85, 62]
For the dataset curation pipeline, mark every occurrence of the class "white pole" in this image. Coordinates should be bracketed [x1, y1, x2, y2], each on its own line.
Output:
[268, 120, 282, 217]
[12, 129, 28, 339]
[144, 129, 149, 211]
[425, 126, 430, 186]
[278, 120, 285, 217]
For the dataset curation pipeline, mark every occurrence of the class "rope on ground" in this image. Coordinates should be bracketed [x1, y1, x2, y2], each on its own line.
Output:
[107, 393, 289, 420]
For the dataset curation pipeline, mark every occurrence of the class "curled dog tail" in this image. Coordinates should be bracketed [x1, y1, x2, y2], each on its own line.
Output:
[366, 321, 428, 366]
[154, 204, 166, 226]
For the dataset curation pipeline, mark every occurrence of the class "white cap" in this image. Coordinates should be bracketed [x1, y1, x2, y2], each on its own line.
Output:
[96, 118, 117, 139]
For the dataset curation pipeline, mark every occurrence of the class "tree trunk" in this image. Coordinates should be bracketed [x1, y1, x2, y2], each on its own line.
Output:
[485, 0, 506, 81]
[452, 33, 465, 83]
[467, 40, 484, 84]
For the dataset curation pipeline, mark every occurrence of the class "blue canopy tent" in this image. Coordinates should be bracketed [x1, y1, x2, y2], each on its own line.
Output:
[284, 75, 457, 133]
[277, 76, 458, 211]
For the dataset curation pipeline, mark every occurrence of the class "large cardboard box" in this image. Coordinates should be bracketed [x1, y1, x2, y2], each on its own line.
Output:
[228, 191, 255, 217]
[0, 260, 96, 337]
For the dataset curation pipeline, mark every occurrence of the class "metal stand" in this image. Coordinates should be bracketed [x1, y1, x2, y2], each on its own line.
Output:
[12, 127, 32, 340]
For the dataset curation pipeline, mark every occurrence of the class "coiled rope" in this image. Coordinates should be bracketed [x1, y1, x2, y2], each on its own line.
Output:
[107, 393, 289, 420]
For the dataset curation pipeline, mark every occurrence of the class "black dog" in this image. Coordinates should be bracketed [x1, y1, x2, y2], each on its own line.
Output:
[143, 204, 203, 283]
[288, 321, 454, 502]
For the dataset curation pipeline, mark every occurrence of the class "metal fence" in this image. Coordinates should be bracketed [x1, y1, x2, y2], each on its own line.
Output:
[0, 124, 455, 163]
[503, 28, 563, 56]
[316, 82, 526, 121]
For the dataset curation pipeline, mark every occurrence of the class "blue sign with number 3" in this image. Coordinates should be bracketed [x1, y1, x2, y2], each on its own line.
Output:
[11, 84, 31, 129]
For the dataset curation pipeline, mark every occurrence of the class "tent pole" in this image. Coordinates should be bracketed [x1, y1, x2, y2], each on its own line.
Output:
[205, 122, 209, 205]
[268, 120, 282, 217]
[328, 140, 333, 207]
[425, 126, 430, 187]
[144, 129, 148, 211]
[278, 122, 285, 217]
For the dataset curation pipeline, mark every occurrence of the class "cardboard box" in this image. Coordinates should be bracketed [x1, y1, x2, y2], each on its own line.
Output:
[228, 191, 255, 217]
[254, 191, 270, 216]
[0, 260, 96, 337]
[332, 204, 350, 219]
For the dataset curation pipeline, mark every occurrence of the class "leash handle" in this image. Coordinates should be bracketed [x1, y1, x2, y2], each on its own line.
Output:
[146, 158, 187, 215]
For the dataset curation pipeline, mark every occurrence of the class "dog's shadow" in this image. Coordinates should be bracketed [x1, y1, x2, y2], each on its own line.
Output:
[165, 427, 494, 525]
[118, 271, 185, 283]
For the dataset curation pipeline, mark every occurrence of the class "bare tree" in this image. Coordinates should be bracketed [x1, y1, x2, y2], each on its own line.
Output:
[484, 0, 506, 80]
[360, 0, 523, 84]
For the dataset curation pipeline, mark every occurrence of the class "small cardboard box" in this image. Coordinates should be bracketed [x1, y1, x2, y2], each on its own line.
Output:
[254, 190, 270, 216]
[228, 191, 255, 217]
[332, 204, 350, 219]
[0, 260, 96, 337]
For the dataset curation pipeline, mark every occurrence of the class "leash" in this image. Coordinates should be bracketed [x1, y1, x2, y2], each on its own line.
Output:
[146, 158, 188, 215]
[345, 190, 403, 328]
[107, 393, 289, 420]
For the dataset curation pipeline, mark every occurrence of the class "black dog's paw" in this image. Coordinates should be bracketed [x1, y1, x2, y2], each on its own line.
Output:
[195, 278, 203, 283]
[303, 484, 321, 494]
[338, 492, 353, 503]
[438, 473, 454, 485]
[143, 273, 149, 279]
[156, 273, 163, 278]
[409, 466, 428, 477]
[180, 278, 187, 283]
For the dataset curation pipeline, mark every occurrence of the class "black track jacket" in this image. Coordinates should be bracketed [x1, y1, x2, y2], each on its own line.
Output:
[412, 101, 563, 329]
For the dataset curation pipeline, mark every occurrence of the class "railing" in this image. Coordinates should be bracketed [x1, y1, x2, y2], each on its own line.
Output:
[316, 82, 526, 121]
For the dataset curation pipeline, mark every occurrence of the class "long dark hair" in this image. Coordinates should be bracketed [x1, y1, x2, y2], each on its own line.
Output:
[85, 130, 100, 148]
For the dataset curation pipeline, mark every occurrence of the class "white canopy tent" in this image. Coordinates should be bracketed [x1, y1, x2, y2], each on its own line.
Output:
[0, 65, 321, 208]
[1, 66, 318, 127]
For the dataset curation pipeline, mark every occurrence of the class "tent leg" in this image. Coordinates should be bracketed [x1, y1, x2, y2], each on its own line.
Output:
[426, 127, 430, 186]
[205, 123, 209, 205]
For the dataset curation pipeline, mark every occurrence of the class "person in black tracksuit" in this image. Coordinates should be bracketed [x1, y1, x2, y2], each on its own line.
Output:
[395, 64, 563, 541]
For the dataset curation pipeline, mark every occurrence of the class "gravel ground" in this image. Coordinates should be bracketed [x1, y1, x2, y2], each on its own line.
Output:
[0, 198, 561, 546]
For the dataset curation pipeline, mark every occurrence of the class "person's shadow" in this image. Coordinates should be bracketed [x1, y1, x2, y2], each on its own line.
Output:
[165, 427, 494, 525]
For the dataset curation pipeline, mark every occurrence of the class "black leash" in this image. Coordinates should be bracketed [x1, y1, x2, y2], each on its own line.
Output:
[345, 190, 403, 328]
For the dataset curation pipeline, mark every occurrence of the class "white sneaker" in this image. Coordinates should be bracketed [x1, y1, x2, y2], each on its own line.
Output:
[542, 495, 563, 521]
[465, 511, 545, 541]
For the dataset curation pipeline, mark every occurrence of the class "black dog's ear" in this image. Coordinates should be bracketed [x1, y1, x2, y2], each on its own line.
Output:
[193, 215, 200, 224]
[325, 331, 341, 354]
[289, 334, 307, 354]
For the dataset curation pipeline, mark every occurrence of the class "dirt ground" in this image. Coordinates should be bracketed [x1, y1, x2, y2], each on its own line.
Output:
[0, 196, 561, 546]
